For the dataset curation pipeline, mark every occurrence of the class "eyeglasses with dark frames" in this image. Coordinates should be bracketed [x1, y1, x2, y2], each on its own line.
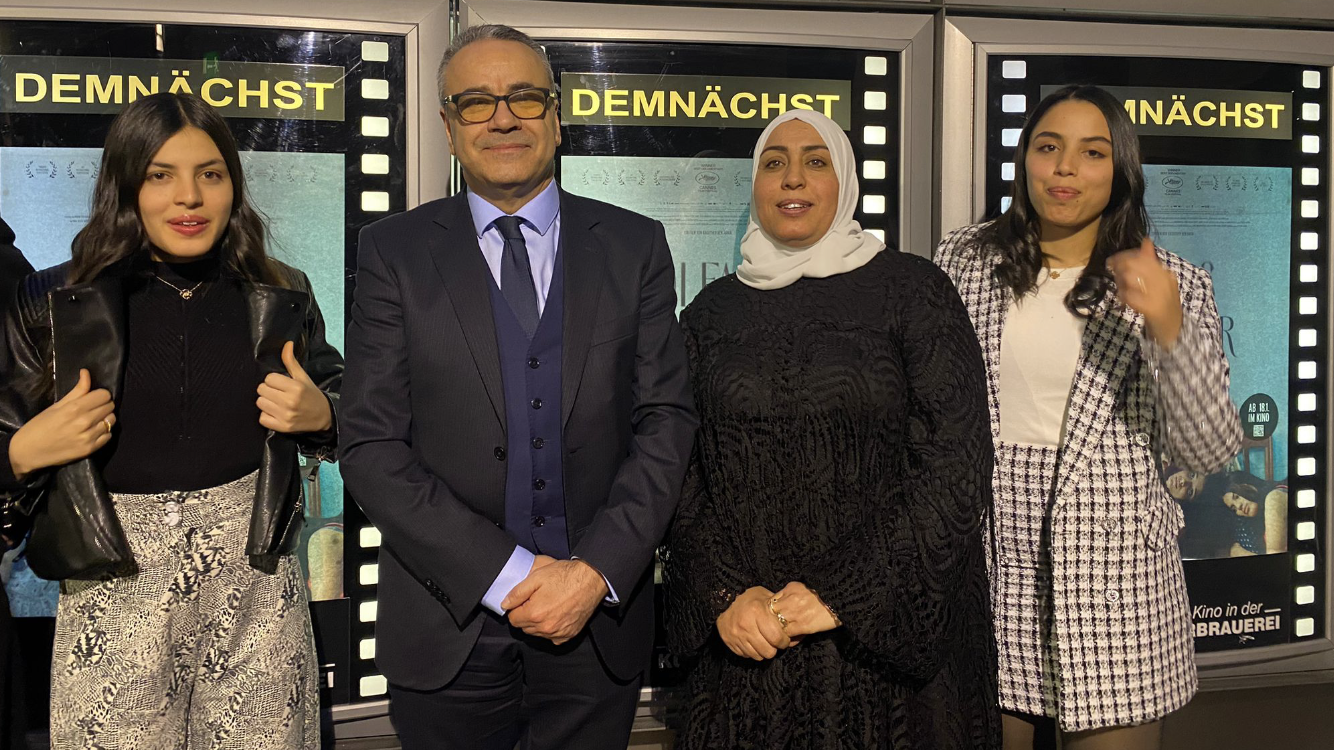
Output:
[443, 87, 557, 124]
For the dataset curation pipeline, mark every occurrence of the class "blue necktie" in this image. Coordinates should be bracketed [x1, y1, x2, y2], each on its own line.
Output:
[495, 215, 539, 338]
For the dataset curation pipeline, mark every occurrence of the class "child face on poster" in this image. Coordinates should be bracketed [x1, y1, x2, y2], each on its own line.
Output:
[1222, 490, 1261, 517]
[1165, 468, 1207, 501]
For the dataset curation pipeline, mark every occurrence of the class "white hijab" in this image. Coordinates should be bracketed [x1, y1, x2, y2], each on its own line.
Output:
[737, 109, 885, 290]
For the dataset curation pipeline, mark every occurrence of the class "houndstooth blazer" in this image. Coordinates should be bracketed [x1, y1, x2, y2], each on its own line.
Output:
[935, 224, 1243, 730]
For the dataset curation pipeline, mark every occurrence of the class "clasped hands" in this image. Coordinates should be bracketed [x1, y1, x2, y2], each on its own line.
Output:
[501, 555, 609, 645]
[717, 582, 840, 661]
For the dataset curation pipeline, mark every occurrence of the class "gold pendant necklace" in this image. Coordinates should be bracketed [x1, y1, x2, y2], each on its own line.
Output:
[154, 275, 205, 299]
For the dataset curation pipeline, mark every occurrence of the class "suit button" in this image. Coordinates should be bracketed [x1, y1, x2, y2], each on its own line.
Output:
[533, 516, 545, 527]
[494, 447, 506, 461]
[442, 594, 450, 605]
[531, 398, 543, 409]
[1106, 588, 1120, 603]
[528, 357, 540, 369]
[1135, 432, 1151, 447]
[534, 479, 546, 490]
[531, 438, 544, 449]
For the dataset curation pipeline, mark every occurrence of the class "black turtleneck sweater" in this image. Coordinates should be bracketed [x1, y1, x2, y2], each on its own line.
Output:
[99, 256, 266, 493]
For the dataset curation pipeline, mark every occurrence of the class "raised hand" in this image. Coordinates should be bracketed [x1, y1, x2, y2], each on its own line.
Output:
[1108, 237, 1183, 348]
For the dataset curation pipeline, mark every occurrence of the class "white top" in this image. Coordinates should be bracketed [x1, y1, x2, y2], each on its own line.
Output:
[998, 266, 1087, 447]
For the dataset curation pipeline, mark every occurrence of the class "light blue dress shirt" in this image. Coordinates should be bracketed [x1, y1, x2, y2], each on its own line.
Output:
[469, 184, 618, 615]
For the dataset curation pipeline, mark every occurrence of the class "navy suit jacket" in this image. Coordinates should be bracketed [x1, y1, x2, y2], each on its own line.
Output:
[340, 189, 697, 689]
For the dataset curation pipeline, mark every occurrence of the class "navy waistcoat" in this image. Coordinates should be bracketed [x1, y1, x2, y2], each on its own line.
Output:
[489, 250, 569, 557]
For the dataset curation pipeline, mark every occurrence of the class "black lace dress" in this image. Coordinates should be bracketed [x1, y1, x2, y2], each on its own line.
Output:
[663, 250, 1000, 749]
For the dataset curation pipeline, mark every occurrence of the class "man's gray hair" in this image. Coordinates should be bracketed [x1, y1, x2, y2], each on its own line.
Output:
[437, 24, 556, 109]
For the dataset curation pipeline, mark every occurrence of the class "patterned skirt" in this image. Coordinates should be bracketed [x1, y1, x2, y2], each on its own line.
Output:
[50, 471, 319, 750]
[991, 442, 1062, 721]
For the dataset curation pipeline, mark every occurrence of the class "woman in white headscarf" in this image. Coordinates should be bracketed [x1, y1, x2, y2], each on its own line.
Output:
[662, 110, 1000, 749]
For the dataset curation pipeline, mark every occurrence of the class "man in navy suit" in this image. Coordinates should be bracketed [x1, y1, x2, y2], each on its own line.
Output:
[340, 24, 697, 750]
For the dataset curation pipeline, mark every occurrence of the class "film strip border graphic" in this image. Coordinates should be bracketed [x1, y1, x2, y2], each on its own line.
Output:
[341, 35, 409, 702]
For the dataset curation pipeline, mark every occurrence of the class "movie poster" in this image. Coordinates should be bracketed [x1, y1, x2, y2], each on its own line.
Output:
[1147, 163, 1291, 563]
[562, 154, 749, 310]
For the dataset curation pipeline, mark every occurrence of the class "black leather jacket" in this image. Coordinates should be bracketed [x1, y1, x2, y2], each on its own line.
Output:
[0, 259, 343, 580]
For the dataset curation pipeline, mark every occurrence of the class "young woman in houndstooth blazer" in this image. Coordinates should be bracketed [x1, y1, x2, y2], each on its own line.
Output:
[935, 85, 1242, 750]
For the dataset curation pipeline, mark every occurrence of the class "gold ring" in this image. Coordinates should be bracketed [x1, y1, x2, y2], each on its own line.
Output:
[768, 597, 788, 629]
[103, 418, 113, 434]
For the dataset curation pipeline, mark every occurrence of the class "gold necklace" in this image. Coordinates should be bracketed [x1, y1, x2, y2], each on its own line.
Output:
[154, 275, 205, 300]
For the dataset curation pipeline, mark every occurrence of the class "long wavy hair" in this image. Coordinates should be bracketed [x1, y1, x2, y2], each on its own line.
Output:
[68, 92, 280, 286]
[979, 84, 1149, 316]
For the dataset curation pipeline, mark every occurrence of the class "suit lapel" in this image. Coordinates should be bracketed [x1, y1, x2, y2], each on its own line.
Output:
[1055, 293, 1142, 496]
[558, 191, 606, 429]
[428, 195, 507, 431]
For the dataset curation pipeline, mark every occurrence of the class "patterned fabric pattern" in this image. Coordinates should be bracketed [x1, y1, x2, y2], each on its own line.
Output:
[50, 472, 319, 750]
[663, 250, 1000, 749]
[935, 224, 1242, 731]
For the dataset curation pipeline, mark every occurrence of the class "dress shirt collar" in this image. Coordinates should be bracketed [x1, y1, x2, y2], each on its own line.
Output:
[467, 180, 560, 238]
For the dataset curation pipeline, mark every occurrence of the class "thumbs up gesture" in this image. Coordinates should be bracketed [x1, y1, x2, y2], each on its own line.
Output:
[256, 341, 332, 434]
[1108, 237, 1184, 349]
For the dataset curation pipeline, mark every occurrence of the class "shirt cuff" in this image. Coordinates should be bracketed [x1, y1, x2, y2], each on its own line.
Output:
[571, 555, 619, 605]
[480, 546, 535, 615]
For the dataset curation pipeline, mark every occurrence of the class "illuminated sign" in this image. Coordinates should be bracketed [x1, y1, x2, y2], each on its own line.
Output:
[0, 55, 345, 121]
[562, 72, 852, 129]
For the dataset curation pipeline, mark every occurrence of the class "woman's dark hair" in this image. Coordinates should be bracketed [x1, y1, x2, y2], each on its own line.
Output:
[68, 92, 280, 286]
[1225, 472, 1267, 505]
[979, 84, 1149, 315]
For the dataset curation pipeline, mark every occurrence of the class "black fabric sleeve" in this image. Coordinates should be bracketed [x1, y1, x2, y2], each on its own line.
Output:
[662, 315, 755, 656]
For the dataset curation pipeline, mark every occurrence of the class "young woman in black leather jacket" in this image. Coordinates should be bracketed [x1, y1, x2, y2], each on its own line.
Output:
[0, 93, 341, 750]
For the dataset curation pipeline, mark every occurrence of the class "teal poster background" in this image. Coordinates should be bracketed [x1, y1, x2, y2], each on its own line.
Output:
[562, 154, 750, 311]
[1145, 163, 1292, 562]
[1145, 163, 1291, 480]
[0, 146, 346, 610]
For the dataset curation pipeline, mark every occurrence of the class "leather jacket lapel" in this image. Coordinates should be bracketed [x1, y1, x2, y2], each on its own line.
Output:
[245, 282, 309, 564]
[50, 276, 127, 402]
[35, 276, 134, 578]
